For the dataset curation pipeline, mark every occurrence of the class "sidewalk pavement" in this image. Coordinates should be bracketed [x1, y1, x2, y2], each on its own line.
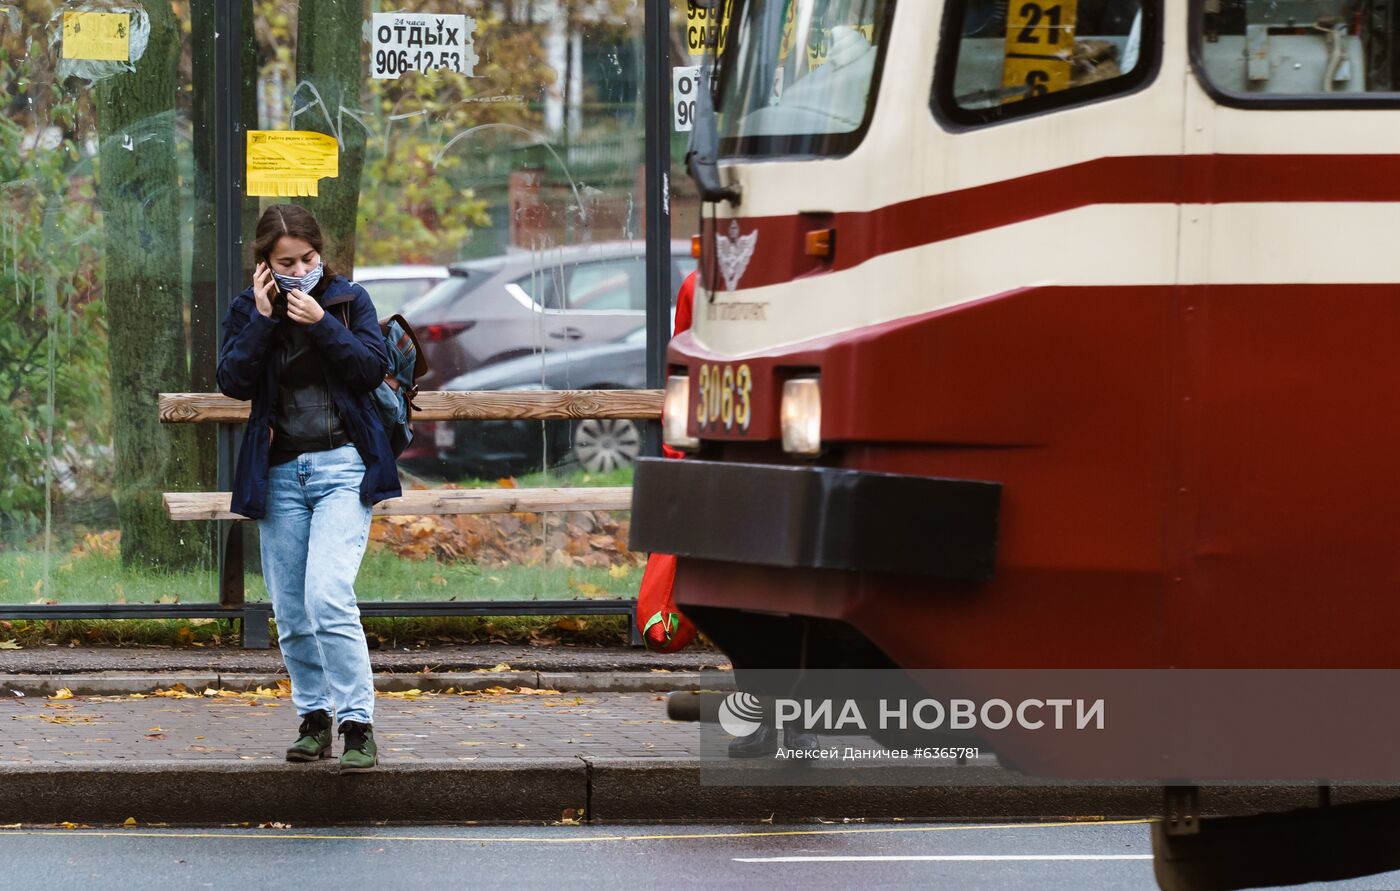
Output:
[0, 643, 731, 675]
[0, 646, 1381, 826]
[0, 642, 735, 697]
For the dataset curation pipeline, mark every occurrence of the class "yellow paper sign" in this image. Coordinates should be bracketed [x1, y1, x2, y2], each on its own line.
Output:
[1001, 55, 1071, 102]
[62, 11, 130, 62]
[1002, 0, 1077, 104]
[245, 131, 340, 197]
[682, 0, 731, 58]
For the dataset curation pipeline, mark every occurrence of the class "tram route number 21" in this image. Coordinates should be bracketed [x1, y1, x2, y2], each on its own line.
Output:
[1002, 1, 1076, 103]
[696, 362, 752, 433]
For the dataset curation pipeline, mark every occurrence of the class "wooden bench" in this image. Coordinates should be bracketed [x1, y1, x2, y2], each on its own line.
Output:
[156, 389, 662, 647]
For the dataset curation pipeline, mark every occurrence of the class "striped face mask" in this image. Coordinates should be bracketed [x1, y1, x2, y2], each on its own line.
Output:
[272, 263, 324, 294]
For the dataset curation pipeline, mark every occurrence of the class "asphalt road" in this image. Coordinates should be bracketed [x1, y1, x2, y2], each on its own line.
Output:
[6, 820, 1400, 890]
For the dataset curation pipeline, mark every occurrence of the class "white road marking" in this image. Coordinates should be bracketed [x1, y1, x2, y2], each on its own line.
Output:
[735, 854, 1152, 863]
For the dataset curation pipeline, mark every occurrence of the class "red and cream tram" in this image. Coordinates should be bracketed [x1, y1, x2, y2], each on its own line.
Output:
[634, 0, 1400, 885]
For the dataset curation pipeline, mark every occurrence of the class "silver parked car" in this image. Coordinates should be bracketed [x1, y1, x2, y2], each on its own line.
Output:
[401, 241, 694, 391]
[398, 241, 694, 476]
[353, 265, 450, 319]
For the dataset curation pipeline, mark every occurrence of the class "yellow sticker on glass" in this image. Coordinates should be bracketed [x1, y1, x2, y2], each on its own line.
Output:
[245, 131, 340, 198]
[1001, 55, 1071, 103]
[62, 11, 130, 62]
[1004, 0, 1077, 56]
[1001, 0, 1076, 104]
[682, 0, 732, 58]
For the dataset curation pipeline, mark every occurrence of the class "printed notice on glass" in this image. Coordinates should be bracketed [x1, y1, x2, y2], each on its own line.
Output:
[681, 0, 731, 58]
[672, 66, 707, 133]
[62, 11, 130, 61]
[246, 131, 339, 197]
[371, 13, 477, 79]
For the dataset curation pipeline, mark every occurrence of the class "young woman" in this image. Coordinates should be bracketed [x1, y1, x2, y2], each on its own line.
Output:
[216, 204, 401, 772]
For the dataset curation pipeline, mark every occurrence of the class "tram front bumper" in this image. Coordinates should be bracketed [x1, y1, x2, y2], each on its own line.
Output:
[628, 458, 1001, 582]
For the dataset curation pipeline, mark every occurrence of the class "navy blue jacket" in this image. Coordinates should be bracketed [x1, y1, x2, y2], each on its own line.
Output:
[216, 275, 402, 519]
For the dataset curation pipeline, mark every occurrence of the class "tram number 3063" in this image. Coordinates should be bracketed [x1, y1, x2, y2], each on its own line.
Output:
[696, 362, 752, 433]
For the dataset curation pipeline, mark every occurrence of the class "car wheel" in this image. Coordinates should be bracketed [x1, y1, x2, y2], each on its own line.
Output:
[571, 418, 642, 473]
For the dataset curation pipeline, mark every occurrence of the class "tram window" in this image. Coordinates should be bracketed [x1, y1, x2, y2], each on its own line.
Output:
[1196, 1, 1400, 99]
[716, 0, 896, 157]
[934, 1, 1157, 125]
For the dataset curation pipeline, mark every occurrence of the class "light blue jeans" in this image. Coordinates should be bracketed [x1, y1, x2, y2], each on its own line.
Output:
[259, 444, 375, 726]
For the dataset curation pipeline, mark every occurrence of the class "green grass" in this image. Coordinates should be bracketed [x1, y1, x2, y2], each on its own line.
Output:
[344, 550, 641, 603]
[0, 614, 636, 648]
[0, 550, 221, 605]
[0, 465, 645, 644]
[0, 549, 644, 647]
[0, 548, 643, 606]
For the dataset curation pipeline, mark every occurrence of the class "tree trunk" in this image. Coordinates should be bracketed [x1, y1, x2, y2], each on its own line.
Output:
[94, 0, 200, 569]
[295, 0, 366, 278]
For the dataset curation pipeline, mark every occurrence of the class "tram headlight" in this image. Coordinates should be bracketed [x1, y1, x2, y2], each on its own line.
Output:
[663, 374, 699, 450]
[781, 377, 822, 457]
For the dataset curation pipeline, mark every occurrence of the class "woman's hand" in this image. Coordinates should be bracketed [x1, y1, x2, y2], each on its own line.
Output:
[285, 288, 325, 325]
[252, 262, 276, 318]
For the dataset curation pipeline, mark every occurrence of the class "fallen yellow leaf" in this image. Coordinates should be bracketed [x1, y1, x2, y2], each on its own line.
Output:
[123, 817, 137, 828]
[153, 685, 199, 699]
[49, 688, 73, 701]
[378, 689, 428, 700]
[0, 640, 21, 650]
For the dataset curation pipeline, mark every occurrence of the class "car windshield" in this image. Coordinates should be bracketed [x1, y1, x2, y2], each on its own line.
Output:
[365, 278, 438, 317]
[717, 0, 894, 157]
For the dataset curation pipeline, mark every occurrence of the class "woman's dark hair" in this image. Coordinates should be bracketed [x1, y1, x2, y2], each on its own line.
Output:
[252, 204, 335, 277]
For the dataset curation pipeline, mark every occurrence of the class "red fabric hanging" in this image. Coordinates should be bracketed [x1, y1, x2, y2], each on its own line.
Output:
[636, 271, 700, 652]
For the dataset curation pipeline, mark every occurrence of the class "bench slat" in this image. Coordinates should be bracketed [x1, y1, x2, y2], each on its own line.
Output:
[159, 390, 663, 424]
[163, 487, 634, 521]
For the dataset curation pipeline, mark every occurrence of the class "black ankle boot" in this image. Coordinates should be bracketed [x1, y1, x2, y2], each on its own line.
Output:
[727, 722, 779, 758]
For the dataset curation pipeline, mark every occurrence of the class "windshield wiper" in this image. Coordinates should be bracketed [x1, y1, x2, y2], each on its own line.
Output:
[686, 0, 742, 206]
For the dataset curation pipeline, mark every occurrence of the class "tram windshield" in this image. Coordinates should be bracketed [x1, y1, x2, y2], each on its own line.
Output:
[715, 0, 894, 157]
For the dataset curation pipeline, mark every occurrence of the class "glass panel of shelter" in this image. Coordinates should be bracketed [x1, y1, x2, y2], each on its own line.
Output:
[0, 1, 220, 609]
[250, 1, 650, 605]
